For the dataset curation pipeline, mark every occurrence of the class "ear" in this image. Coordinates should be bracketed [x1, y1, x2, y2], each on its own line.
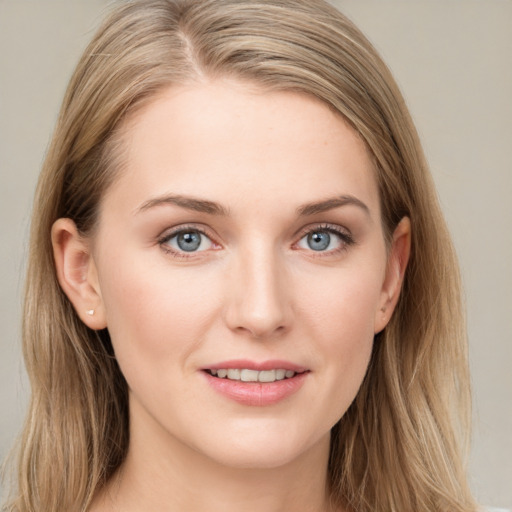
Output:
[51, 218, 107, 330]
[374, 217, 411, 334]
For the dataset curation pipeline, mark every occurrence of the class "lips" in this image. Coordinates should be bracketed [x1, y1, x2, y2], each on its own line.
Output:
[202, 360, 309, 406]
[207, 368, 298, 382]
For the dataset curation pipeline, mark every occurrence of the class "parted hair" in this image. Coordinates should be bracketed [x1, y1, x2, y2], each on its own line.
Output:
[4, 1, 477, 511]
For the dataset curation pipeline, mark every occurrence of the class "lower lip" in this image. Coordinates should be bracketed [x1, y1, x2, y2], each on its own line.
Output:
[203, 371, 308, 406]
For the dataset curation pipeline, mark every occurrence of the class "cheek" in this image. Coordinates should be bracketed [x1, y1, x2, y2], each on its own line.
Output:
[297, 265, 383, 421]
[303, 263, 383, 345]
[97, 253, 222, 374]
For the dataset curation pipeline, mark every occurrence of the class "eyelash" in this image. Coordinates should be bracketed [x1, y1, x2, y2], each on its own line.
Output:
[294, 223, 355, 257]
[157, 224, 218, 260]
[157, 223, 355, 259]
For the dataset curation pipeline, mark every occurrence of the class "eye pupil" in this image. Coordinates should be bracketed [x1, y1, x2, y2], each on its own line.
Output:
[307, 231, 330, 251]
[177, 231, 202, 251]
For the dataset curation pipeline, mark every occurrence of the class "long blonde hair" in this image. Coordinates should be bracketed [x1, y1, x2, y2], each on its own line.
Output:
[5, 1, 477, 510]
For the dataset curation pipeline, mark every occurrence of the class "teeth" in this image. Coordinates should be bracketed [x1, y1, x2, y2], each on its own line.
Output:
[227, 369, 241, 380]
[240, 369, 259, 382]
[258, 370, 276, 382]
[276, 369, 286, 380]
[209, 368, 298, 382]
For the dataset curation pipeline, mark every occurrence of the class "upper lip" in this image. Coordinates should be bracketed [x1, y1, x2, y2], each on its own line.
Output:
[202, 359, 308, 373]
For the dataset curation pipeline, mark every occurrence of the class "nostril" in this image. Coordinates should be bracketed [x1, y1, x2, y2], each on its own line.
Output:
[234, 322, 287, 340]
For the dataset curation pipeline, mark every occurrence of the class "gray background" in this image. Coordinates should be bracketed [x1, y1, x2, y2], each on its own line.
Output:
[1, 0, 511, 508]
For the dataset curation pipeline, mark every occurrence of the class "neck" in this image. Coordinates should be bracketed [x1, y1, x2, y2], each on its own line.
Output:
[93, 402, 338, 512]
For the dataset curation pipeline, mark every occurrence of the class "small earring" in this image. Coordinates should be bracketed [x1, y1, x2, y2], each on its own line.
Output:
[86, 309, 95, 316]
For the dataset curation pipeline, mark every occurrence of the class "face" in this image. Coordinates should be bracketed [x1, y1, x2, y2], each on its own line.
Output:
[76, 81, 406, 469]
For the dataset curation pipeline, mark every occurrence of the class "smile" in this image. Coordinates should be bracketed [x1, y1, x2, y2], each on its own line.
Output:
[203, 361, 309, 406]
[207, 368, 298, 382]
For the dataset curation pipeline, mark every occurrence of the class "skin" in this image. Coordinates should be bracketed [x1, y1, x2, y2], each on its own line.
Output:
[52, 80, 410, 512]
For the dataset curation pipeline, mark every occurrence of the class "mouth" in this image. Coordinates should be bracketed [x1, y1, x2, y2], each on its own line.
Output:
[205, 368, 302, 383]
[202, 361, 310, 406]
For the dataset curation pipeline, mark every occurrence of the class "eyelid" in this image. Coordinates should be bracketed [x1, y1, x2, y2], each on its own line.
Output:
[157, 224, 221, 258]
[293, 223, 355, 253]
[294, 222, 353, 241]
[156, 222, 354, 259]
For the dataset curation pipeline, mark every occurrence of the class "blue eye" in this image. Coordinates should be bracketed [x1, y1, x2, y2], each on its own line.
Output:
[163, 229, 213, 253]
[306, 231, 331, 251]
[297, 227, 350, 252]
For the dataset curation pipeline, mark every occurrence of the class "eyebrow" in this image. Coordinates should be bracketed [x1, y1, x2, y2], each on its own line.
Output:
[136, 194, 230, 216]
[135, 193, 370, 218]
[297, 195, 371, 217]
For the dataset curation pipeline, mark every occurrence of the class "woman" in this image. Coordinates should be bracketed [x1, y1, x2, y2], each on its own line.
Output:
[4, 0, 478, 511]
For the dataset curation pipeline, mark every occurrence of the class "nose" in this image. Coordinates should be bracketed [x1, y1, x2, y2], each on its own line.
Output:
[223, 242, 292, 339]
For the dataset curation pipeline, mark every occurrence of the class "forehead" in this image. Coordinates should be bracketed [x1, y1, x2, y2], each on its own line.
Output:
[102, 80, 380, 221]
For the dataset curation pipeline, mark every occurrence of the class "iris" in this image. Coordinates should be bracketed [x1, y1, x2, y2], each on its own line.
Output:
[176, 231, 202, 252]
[307, 231, 331, 251]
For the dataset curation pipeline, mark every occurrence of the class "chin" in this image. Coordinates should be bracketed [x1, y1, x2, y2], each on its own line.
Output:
[205, 446, 307, 471]
[191, 420, 330, 471]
